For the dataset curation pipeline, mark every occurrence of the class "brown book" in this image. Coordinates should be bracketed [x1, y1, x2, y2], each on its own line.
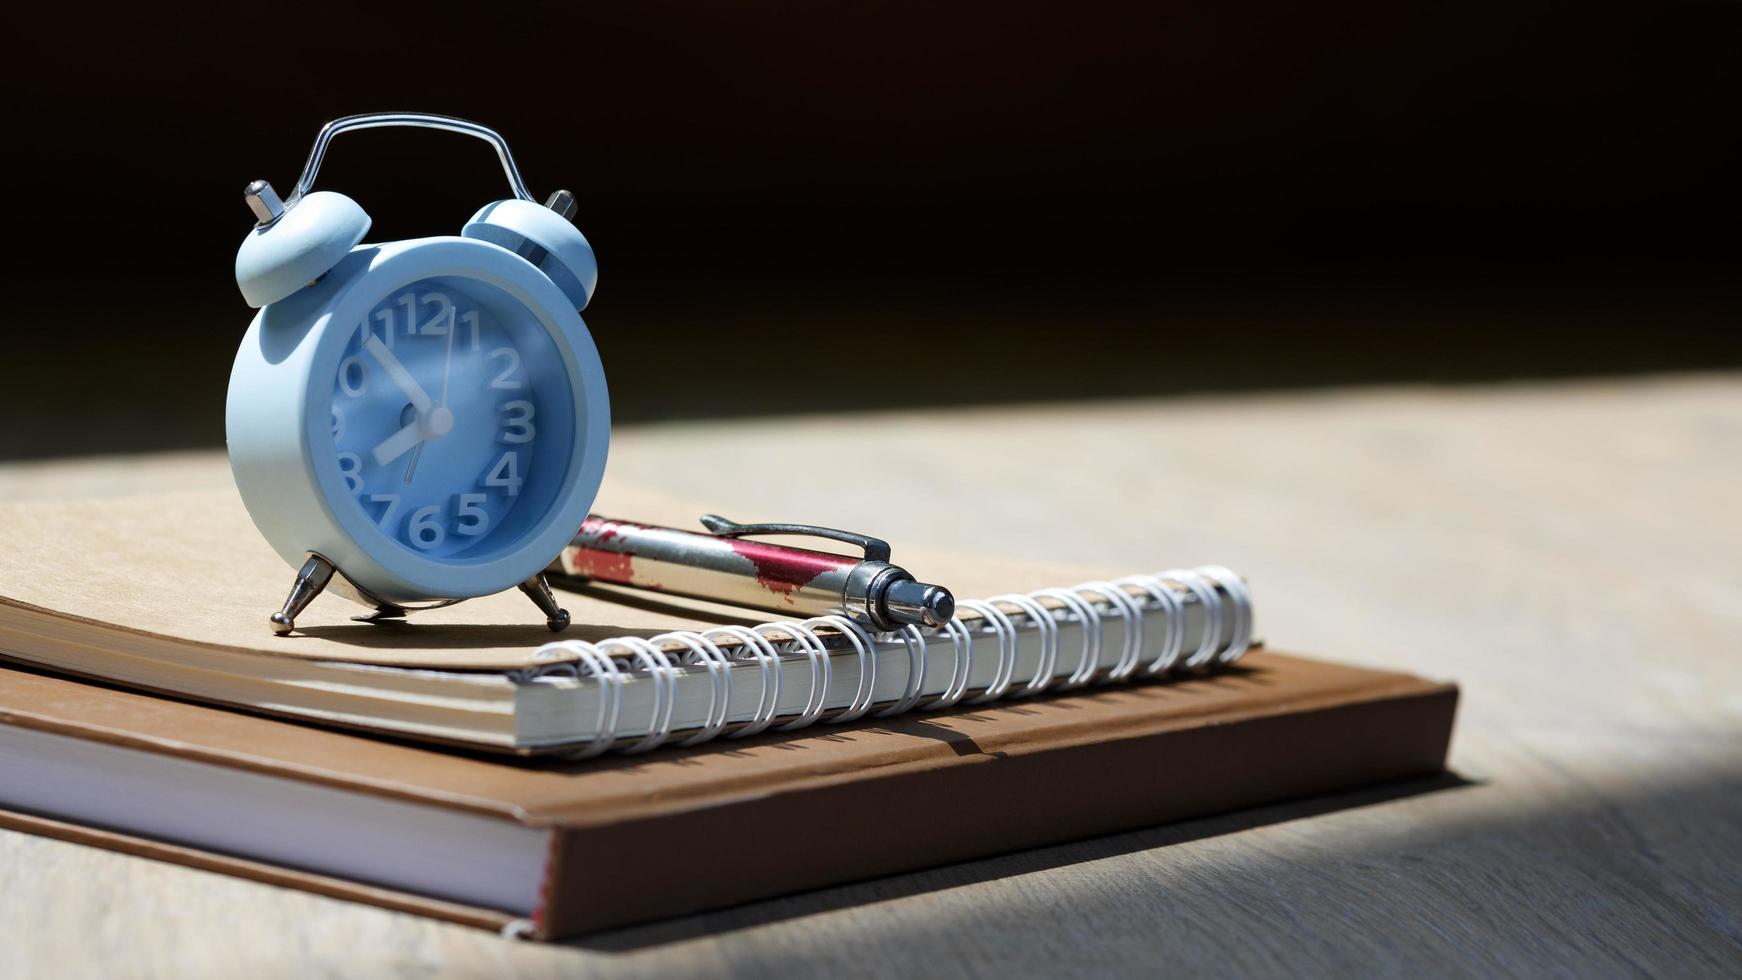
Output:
[0, 655, 1456, 938]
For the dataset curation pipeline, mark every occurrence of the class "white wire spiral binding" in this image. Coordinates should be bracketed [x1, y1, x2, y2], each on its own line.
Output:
[526, 565, 1253, 756]
[992, 593, 1059, 697]
[594, 637, 679, 754]
[1113, 574, 1185, 675]
[1033, 587, 1102, 690]
[652, 630, 733, 746]
[537, 641, 624, 760]
[959, 598, 1019, 703]
[757, 621, 831, 732]
[920, 617, 976, 710]
[808, 614, 879, 724]
[702, 625, 782, 738]
[1073, 581, 1147, 682]
[1195, 566, 1253, 664]
[876, 625, 930, 717]
[1158, 568, 1223, 669]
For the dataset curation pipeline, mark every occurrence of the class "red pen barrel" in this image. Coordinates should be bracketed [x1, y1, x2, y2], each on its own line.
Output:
[554, 516, 863, 618]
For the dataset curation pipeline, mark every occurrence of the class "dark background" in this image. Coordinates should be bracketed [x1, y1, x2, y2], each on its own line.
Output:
[6, 1, 1739, 458]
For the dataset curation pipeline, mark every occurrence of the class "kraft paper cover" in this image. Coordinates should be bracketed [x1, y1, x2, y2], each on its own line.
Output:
[0, 479, 1096, 669]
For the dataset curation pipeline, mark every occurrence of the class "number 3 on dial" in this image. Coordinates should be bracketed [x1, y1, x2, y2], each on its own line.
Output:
[500, 400, 535, 444]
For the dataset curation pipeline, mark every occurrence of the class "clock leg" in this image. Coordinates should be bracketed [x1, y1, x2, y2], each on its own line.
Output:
[518, 574, 571, 632]
[270, 555, 336, 636]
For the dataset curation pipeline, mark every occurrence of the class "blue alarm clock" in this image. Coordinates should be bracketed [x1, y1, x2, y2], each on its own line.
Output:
[227, 113, 609, 635]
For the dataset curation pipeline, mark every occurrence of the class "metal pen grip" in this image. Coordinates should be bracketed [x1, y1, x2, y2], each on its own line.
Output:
[288, 112, 535, 206]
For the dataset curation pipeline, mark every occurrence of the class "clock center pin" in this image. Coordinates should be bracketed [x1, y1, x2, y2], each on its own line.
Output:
[424, 406, 455, 438]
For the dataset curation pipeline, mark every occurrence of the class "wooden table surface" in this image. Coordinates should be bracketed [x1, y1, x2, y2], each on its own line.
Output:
[2, 374, 1738, 977]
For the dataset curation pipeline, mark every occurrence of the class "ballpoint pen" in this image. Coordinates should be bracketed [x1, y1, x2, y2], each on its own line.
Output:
[546, 515, 956, 632]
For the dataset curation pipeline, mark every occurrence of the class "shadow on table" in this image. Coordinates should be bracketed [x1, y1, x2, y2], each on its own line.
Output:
[567, 768, 1742, 974]
[571, 769, 1474, 953]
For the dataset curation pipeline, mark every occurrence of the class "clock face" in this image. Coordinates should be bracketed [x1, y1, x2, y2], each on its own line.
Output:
[324, 276, 576, 563]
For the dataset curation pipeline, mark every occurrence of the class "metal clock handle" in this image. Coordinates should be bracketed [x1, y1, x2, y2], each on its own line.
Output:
[286, 112, 537, 207]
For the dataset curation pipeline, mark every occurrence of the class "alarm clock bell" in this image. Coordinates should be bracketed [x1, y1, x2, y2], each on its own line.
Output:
[235, 186, 371, 308]
[464, 196, 599, 311]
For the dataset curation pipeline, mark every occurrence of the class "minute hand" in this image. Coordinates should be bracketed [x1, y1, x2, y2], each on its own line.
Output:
[363, 335, 434, 414]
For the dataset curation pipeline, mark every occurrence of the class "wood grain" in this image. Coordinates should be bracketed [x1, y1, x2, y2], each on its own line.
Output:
[1, 374, 1738, 977]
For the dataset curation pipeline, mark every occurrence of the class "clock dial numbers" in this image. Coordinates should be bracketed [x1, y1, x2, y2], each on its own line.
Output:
[397, 293, 416, 339]
[333, 281, 562, 559]
[461, 310, 481, 352]
[338, 356, 368, 397]
[408, 504, 447, 550]
[372, 307, 395, 349]
[484, 451, 523, 497]
[455, 493, 491, 536]
[336, 452, 364, 493]
[374, 290, 457, 343]
[418, 292, 453, 336]
[360, 493, 497, 543]
[487, 347, 523, 390]
[500, 400, 535, 444]
[367, 493, 401, 529]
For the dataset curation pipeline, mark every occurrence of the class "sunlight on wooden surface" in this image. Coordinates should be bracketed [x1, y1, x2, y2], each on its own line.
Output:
[3, 373, 1738, 976]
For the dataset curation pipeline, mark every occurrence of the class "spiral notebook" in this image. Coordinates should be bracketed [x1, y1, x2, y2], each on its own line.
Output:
[0, 484, 1251, 752]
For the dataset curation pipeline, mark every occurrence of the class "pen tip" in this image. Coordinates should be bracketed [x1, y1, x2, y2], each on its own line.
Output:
[921, 586, 956, 627]
[880, 579, 957, 628]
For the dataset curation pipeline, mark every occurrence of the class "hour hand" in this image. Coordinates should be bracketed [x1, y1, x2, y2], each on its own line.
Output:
[363, 335, 434, 414]
[371, 421, 423, 466]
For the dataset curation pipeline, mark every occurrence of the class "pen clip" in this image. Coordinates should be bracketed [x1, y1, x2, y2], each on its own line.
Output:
[699, 515, 893, 563]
